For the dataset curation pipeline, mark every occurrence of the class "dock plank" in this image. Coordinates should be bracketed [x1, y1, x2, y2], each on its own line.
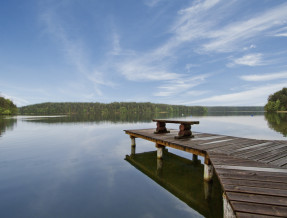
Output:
[226, 192, 287, 207]
[231, 201, 287, 217]
[221, 178, 287, 190]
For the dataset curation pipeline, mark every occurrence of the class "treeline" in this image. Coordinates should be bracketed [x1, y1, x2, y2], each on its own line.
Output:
[19, 102, 207, 115]
[206, 106, 264, 113]
[0, 96, 17, 115]
[265, 88, 287, 112]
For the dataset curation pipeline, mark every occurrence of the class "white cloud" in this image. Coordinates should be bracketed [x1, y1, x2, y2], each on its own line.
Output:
[243, 44, 256, 51]
[154, 74, 209, 97]
[273, 26, 287, 37]
[241, 71, 287, 81]
[144, 0, 163, 7]
[119, 60, 180, 81]
[202, 3, 287, 52]
[231, 53, 264, 67]
[156, 0, 287, 54]
[274, 33, 287, 37]
[188, 83, 287, 106]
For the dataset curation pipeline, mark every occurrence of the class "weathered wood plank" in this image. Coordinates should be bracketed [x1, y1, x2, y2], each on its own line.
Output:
[214, 165, 287, 173]
[236, 212, 282, 217]
[215, 168, 287, 182]
[231, 201, 287, 217]
[224, 184, 287, 197]
[259, 146, 287, 162]
[236, 144, 287, 161]
[152, 119, 199, 125]
[269, 154, 287, 167]
[222, 178, 287, 190]
[226, 192, 287, 207]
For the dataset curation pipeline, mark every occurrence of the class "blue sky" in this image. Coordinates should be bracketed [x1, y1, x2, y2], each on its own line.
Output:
[1, 0, 287, 106]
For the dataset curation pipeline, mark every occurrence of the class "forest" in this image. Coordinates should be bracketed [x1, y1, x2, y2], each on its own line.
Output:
[0, 96, 18, 115]
[19, 102, 207, 116]
[265, 88, 287, 112]
[206, 106, 264, 113]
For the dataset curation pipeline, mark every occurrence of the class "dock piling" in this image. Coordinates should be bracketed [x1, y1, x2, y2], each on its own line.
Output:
[223, 193, 236, 218]
[156, 143, 164, 159]
[130, 136, 136, 147]
[204, 158, 213, 182]
[192, 154, 198, 162]
[131, 146, 136, 156]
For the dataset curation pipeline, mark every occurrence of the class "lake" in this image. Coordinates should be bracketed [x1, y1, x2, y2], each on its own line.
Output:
[0, 112, 286, 218]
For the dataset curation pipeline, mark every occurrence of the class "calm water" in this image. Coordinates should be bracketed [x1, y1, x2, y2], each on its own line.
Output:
[0, 113, 286, 218]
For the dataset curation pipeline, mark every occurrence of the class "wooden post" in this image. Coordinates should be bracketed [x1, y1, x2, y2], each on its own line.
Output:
[157, 158, 163, 176]
[156, 143, 164, 159]
[223, 193, 236, 218]
[193, 154, 198, 162]
[131, 145, 135, 156]
[204, 157, 213, 182]
[204, 181, 212, 200]
[130, 136, 136, 147]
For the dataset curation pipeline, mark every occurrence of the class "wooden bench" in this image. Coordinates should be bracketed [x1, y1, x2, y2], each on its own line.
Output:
[153, 119, 199, 139]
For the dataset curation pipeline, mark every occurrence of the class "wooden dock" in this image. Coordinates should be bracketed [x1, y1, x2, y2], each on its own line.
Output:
[125, 128, 287, 217]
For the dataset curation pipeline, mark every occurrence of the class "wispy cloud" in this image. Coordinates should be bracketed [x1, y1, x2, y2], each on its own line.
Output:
[189, 83, 287, 106]
[229, 53, 264, 67]
[144, 0, 163, 7]
[41, 9, 114, 96]
[202, 3, 287, 52]
[110, 32, 121, 56]
[273, 26, 287, 37]
[154, 74, 209, 97]
[156, 0, 287, 54]
[118, 60, 180, 82]
[241, 71, 287, 81]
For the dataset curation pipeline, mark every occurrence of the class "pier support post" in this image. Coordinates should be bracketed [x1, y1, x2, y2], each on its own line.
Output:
[157, 158, 163, 176]
[193, 154, 198, 162]
[204, 181, 212, 200]
[223, 193, 236, 218]
[204, 157, 213, 182]
[156, 143, 164, 159]
[130, 136, 136, 147]
[131, 145, 136, 156]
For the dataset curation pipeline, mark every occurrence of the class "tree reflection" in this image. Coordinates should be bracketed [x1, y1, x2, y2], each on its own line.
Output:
[0, 117, 17, 137]
[265, 113, 287, 137]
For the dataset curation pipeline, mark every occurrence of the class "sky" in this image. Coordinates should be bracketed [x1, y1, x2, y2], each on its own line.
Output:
[1, 0, 287, 107]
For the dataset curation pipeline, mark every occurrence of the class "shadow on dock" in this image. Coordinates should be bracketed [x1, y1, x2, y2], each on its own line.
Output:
[125, 149, 223, 218]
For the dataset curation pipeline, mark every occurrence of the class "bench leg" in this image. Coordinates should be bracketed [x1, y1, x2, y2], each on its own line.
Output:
[175, 123, 194, 139]
[154, 121, 170, 134]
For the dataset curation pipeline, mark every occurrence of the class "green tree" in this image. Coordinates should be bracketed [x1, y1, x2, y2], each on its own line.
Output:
[0, 96, 17, 115]
[265, 88, 287, 112]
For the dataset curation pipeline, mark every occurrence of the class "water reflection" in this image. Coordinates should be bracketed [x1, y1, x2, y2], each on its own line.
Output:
[0, 117, 17, 137]
[265, 113, 287, 137]
[125, 150, 223, 218]
[20, 113, 195, 124]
